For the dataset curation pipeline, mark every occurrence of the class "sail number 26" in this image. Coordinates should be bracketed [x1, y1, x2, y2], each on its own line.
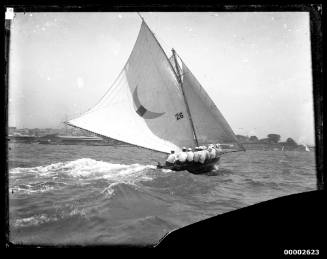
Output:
[175, 112, 184, 120]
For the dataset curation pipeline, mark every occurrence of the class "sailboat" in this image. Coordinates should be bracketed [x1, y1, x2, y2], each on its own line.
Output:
[65, 15, 245, 174]
[304, 144, 310, 152]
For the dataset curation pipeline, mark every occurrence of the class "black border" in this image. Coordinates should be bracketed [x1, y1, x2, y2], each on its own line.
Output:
[3, 4, 324, 253]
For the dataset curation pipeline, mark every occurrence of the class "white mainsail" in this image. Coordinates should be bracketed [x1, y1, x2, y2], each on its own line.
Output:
[67, 19, 243, 154]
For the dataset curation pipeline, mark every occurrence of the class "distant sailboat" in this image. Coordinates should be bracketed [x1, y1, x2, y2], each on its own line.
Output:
[65, 15, 245, 174]
[304, 144, 310, 152]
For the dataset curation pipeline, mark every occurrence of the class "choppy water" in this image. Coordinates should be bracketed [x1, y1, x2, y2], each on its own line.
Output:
[8, 143, 317, 246]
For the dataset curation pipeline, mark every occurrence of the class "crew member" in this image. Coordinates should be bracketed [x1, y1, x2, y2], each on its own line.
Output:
[176, 147, 188, 164]
[215, 143, 223, 158]
[186, 148, 194, 163]
[199, 147, 207, 164]
[165, 150, 176, 166]
[193, 147, 201, 163]
[204, 146, 210, 161]
[208, 146, 216, 159]
[216, 143, 222, 152]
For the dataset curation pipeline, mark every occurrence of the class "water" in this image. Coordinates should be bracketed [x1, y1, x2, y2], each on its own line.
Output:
[8, 143, 317, 246]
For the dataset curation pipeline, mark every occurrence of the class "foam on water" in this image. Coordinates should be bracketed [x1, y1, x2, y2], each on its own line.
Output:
[10, 158, 158, 195]
[8, 145, 317, 245]
[10, 184, 56, 195]
[160, 169, 173, 174]
[11, 158, 155, 178]
[12, 206, 89, 228]
[101, 182, 122, 199]
[13, 214, 56, 228]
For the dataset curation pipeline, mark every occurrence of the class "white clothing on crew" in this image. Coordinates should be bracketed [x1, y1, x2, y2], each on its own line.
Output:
[186, 151, 194, 162]
[166, 153, 176, 163]
[193, 150, 200, 162]
[209, 148, 216, 159]
[199, 150, 207, 164]
[177, 152, 187, 162]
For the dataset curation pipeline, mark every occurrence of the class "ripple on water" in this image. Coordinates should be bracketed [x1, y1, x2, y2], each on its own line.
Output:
[8, 145, 317, 245]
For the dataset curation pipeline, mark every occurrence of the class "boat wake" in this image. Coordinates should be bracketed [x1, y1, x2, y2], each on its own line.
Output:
[9, 158, 157, 195]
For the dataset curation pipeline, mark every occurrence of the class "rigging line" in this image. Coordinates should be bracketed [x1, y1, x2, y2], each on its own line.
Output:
[137, 13, 173, 55]
[141, 18, 182, 91]
[152, 31, 173, 56]
[172, 49, 199, 147]
[137, 12, 144, 20]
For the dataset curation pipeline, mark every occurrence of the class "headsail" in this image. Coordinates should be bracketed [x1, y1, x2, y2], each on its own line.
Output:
[67, 21, 195, 154]
[171, 54, 244, 151]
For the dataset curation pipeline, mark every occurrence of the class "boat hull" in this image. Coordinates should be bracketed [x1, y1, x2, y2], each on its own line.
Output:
[157, 157, 220, 174]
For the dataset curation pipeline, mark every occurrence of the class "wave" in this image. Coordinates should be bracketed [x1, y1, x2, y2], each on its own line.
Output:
[244, 178, 281, 189]
[101, 181, 147, 200]
[12, 214, 57, 228]
[9, 158, 156, 179]
[121, 215, 178, 232]
[12, 207, 89, 228]
[101, 182, 123, 199]
[9, 158, 159, 197]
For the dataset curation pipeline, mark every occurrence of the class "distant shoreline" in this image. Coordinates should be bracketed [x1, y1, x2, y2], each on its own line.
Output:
[241, 142, 314, 151]
[7, 135, 314, 152]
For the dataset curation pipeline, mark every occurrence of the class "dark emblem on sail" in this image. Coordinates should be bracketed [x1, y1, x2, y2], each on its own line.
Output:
[133, 86, 165, 119]
[175, 112, 184, 120]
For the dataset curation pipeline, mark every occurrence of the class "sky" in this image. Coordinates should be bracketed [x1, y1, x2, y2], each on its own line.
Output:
[8, 12, 315, 145]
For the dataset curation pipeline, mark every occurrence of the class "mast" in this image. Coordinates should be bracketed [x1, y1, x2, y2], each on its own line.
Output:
[172, 48, 199, 147]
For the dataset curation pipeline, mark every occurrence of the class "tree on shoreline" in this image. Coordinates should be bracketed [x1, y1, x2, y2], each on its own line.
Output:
[267, 134, 281, 143]
[249, 136, 258, 142]
[237, 133, 300, 146]
[236, 135, 249, 142]
[286, 137, 297, 146]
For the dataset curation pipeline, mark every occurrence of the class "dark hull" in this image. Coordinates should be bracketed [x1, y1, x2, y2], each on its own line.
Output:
[157, 157, 220, 174]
